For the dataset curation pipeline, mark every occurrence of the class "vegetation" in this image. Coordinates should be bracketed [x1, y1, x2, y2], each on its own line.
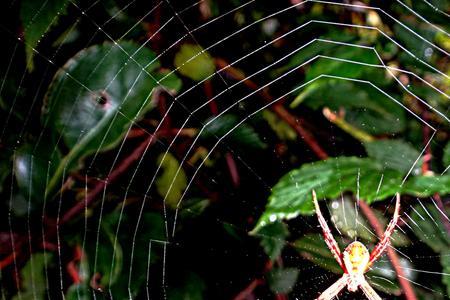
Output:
[0, 0, 449, 299]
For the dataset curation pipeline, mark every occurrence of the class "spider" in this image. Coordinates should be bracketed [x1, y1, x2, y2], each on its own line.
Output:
[312, 190, 401, 300]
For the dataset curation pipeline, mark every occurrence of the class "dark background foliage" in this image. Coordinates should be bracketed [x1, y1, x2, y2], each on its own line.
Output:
[0, 0, 449, 299]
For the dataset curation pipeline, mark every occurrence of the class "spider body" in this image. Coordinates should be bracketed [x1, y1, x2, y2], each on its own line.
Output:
[342, 241, 370, 292]
[312, 190, 401, 300]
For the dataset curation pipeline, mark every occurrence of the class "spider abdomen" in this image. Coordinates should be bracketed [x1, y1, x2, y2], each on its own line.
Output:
[343, 241, 370, 275]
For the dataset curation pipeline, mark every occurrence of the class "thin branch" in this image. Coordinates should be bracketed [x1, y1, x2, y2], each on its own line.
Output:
[271, 104, 328, 159]
[215, 58, 328, 159]
[421, 111, 432, 175]
[62, 128, 194, 224]
[0, 252, 16, 269]
[204, 79, 240, 186]
[322, 107, 374, 142]
[359, 200, 417, 300]
[0, 128, 195, 271]
[233, 278, 264, 300]
[233, 261, 274, 300]
[204, 80, 219, 115]
[420, 111, 450, 235]
[61, 132, 159, 224]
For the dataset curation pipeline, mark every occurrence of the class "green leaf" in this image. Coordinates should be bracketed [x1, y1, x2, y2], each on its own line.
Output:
[291, 79, 406, 135]
[252, 156, 450, 233]
[272, 33, 356, 77]
[267, 268, 299, 295]
[156, 153, 187, 209]
[84, 213, 122, 288]
[75, 212, 165, 298]
[441, 249, 450, 296]
[110, 212, 166, 298]
[43, 42, 176, 199]
[201, 114, 266, 149]
[304, 48, 380, 82]
[329, 196, 409, 247]
[443, 142, 450, 168]
[14, 144, 60, 206]
[167, 272, 206, 300]
[155, 69, 183, 92]
[262, 110, 296, 141]
[365, 139, 421, 174]
[174, 44, 216, 81]
[252, 157, 403, 232]
[410, 203, 450, 253]
[393, 22, 435, 63]
[179, 198, 210, 219]
[65, 251, 91, 300]
[257, 221, 289, 261]
[12, 252, 52, 300]
[294, 234, 341, 274]
[329, 195, 373, 241]
[402, 175, 450, 198]
[367, 256, 416, 296]
[20, 0, 70, 71]
[66, 284, 91, 300]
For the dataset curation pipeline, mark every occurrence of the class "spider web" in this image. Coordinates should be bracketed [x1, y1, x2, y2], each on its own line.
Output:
[0, 0, 449, 299]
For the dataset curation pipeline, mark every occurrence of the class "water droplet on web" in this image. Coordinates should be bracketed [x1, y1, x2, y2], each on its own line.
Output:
[424, 47, 433, 58]
[332, 201, 339, 209]
[269, 214, 277, 222]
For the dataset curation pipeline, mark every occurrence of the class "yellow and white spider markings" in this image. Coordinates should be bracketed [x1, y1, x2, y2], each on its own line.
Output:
[312, 190, 401, 300]
[344, 242, 369, 273]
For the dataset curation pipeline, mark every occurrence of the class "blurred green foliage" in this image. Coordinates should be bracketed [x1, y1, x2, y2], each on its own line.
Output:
[0, 0, 449, 299]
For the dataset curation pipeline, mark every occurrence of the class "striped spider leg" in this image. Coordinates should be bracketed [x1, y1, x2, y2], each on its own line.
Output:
[312, 191, 401, 300]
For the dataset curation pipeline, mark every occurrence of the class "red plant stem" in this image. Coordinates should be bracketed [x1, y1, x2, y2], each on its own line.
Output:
[204, 80, 218, 115]
[225, 152, 240, 187]
[127, 128, 147, 139]
[421, 112, 431, 174]
[220, 54, 414, 297]
[233, 259, 276, 299]
[233, 278, 264, 300]
[0, 252, 17, 269]
[204, 79, 240, 186]
[271, 104, 328, 160]
[359, 200, 417, 300]
[61, 133, 158, 224]
[62, 128, 193, 224]
[66, 246, 82, 284]
[420, 112, 450, 235]
[40, 241, 58, 251]
[157, 91, 171, 131]
[144, 3, 162, 52]
[1, 127, 194, 271]
[215, 58, 328, 160]
[67, 261, 81, 284]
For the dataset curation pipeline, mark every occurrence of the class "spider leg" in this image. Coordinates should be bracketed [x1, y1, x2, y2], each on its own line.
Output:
[359, 278, 383, 300]
[312, 190, 345, 270]
[316, 274, 349, 300]
[369, 193, 401, 265]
